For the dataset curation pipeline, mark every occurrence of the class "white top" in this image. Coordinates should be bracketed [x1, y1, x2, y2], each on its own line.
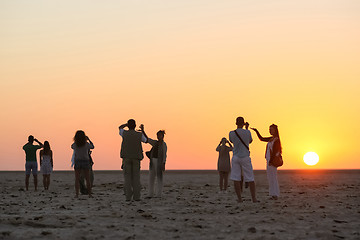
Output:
[229, 128, 252, 158]
[71, 142, 94, 160]
[265, 140, 275, 162]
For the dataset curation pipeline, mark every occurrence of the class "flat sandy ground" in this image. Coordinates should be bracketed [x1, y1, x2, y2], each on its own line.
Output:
[0, 170, 359, 240]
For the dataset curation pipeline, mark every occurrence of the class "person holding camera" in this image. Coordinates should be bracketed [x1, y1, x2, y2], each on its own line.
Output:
[229, 117, 258, 203]
[251, 124, 282, 200]
[23, 135, 43, 191]
[119, 119, 147, 201]
[71, 130, 94, 198]
[216, 137, 233, 192]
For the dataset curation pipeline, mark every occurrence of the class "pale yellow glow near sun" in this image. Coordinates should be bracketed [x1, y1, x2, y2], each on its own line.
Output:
[303, 152, 319, 166]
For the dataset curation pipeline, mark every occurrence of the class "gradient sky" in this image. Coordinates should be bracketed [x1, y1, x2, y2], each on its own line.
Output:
[1, 0, 359, 170]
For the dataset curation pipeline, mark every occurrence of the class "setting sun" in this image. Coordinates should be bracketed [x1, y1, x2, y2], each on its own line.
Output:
[303, 152, 319, 166]
[0, 1, 360, 171]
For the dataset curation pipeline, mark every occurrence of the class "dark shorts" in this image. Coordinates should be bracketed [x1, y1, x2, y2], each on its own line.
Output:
[74, 159, 90, 170]
[25, 162, 38, 175]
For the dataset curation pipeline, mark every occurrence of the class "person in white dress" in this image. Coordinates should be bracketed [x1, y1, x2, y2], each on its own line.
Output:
[251, 124, 282, 200]
[40, 141, 53, 190]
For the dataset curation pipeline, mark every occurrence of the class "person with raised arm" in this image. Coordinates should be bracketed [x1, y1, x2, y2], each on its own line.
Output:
[229, 117, 258, 203]
[251, 124, 282, 200]
[23, 135, 43, 191]
[71, 130, 94, 198]
[216, 137, 232, 192]
[119, 119, 147, 201]
[143, 129, 167, 198]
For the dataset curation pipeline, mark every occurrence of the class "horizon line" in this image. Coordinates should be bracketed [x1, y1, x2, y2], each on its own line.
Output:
[0, 168, 359, 172]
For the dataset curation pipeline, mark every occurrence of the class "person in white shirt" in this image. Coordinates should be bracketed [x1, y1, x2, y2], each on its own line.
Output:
[229, 117, 258, 203]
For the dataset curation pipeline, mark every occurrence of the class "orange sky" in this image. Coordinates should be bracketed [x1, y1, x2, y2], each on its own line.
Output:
[1, 1, 359, 170]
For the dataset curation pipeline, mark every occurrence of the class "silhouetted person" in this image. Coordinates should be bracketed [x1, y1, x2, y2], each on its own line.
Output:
[229, 117, 258, 203]
[23, 135, 43, 191]
[119, 119, 147, 201]
[79, 150, 94, 195]
[39, 141, 53, 190]
[72, 130, 94, 198]
[216, 137, 232, 192]
[143, 129, 167, 198]
[251, 124, 282, 200]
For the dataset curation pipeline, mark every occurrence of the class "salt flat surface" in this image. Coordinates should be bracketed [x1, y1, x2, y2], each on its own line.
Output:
[1, 170, 359, 239]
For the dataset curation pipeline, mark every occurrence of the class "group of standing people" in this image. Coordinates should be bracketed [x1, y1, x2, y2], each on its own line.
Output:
[22, 132, 94, 197]
[22, 119, 168, 202]
[216, 116, 282, 202]
[23, 136, 53, 191]
[119, 119, 167, 201]
[23, 116, 281, 203]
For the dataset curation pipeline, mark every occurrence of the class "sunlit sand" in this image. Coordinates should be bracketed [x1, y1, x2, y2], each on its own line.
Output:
[0, 170, 359, 239]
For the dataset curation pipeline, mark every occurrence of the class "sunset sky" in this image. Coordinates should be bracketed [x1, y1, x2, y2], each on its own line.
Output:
[1, 0, 359, 170]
